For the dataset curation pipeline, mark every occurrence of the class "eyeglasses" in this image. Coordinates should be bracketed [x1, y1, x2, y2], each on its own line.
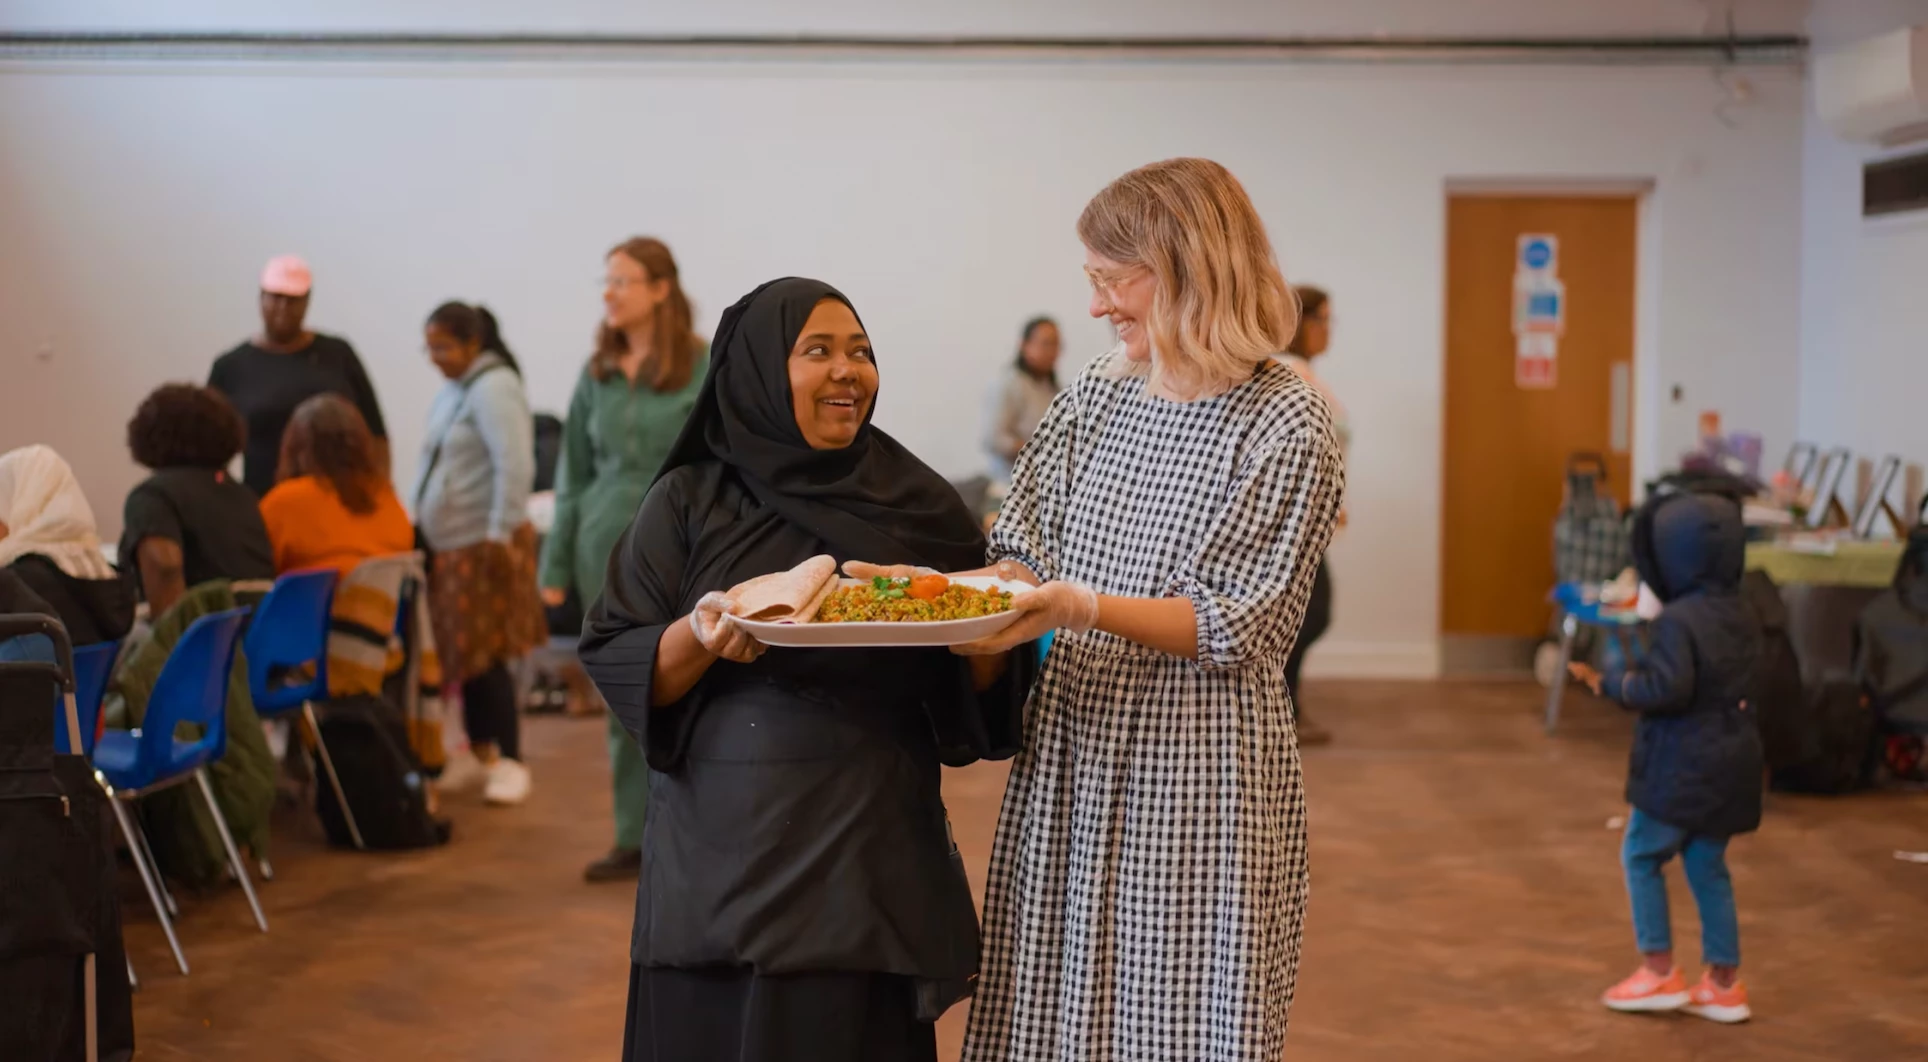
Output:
[603, 275, 654, 292]
[1084, 265, 1143, 305]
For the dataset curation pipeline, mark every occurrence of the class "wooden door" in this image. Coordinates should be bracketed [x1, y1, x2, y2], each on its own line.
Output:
[1441, 194, 1637, 639]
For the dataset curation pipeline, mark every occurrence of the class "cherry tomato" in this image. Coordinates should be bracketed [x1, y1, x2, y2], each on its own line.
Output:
[907, 574, 950, 601]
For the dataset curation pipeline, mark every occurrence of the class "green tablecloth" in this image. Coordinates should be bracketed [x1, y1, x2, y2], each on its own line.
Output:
[1745, 540, 1905, 588]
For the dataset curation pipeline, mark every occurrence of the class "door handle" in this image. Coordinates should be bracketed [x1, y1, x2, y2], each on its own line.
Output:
[1609, 361, 1631, 455]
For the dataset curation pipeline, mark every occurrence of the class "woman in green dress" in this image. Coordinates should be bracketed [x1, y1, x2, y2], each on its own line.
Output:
[539, 236, 708, 883]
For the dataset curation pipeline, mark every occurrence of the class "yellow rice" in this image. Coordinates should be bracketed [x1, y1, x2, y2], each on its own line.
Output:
[816, 584, 1013, 623]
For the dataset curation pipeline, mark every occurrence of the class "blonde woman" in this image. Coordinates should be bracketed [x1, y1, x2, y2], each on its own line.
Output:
[957, 158, 1344, 1061]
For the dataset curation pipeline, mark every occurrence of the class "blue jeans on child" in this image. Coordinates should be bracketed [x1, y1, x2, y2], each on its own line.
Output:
[1622, 807, 1740, 967]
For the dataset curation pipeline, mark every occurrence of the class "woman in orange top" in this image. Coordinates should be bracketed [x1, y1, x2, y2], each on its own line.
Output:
[260, 394, 412, 574]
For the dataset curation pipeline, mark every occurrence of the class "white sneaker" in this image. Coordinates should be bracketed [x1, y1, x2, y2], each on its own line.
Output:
[483, 758, 532, 806]
[437, 750, 488, 795]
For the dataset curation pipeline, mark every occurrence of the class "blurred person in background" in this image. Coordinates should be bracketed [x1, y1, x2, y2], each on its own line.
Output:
[120, 384, 275, 619]
[412, 301, 543, 808]
[982, 316, 1062, 488]
[260, 394, 413, 575]
[539, 237, 708, 884]
[210, 255, 389, 495]
[268, 393, 447, 790]
[1278, 284, 1347, 747]
[0, 444, 133, 650]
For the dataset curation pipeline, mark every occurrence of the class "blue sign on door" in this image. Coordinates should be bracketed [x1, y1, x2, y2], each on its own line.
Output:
[1520, 236, 1555, 272]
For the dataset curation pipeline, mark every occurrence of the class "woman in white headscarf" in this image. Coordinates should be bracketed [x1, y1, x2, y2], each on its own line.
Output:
[0, 445, 134, 645]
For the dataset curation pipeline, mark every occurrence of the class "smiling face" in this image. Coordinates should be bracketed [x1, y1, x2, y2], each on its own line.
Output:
[1085, 246, 1157, 362]
[787, 298, 878, 450]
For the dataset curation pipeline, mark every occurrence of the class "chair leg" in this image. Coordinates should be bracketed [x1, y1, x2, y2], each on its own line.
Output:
[305, 701, 366, 851]
[84, 952, 97, 1062]
[1544, 612, 1579, 735]
[193, 769, 268, 933]
[107, 794, 188, 975]
[127, 812, 178, 918]
[126, 954, 139, 991]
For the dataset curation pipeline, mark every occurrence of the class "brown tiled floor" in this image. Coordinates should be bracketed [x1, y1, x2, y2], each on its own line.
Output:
[126, 681, 1928, 1061]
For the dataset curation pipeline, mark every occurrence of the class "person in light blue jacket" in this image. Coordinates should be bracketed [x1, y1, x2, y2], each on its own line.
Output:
[411, 301, 545, 807]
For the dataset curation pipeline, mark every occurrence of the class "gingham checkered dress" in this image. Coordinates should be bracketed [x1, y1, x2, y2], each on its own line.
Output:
[963, 351, 1344, 1062]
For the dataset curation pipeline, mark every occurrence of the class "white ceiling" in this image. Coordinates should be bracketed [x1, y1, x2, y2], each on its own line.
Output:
[0, 0, 1813, 40]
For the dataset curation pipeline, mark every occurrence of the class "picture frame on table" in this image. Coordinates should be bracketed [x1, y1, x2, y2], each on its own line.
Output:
[1802, 447, 1853, 531]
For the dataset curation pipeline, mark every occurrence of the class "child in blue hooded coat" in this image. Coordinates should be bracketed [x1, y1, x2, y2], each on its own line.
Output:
[1571, 490, 1763, 1024]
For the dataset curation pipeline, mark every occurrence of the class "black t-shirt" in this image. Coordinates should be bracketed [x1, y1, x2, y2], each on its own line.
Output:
[119, 468, 275, 596]
[209, 334, 387, 495]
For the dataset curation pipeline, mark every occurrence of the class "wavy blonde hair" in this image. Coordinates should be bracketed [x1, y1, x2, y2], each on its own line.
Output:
[1078, 158, 1296, 400]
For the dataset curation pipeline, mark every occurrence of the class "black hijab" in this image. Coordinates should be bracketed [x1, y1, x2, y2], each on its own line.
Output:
[655, 277, 983, 572]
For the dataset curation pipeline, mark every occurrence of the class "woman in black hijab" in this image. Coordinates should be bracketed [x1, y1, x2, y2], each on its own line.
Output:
[579, 278, 1036, 1062]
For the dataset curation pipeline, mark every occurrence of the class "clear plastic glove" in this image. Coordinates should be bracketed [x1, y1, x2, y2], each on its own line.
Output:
[952, 580, 1099, 656]
[689, 592, 767, 664]
[990, 559, 1043, 587]
[942, 559, 1044, 586]
[842, 561, 937, 581]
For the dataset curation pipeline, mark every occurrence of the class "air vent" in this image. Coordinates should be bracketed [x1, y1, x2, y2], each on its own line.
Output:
[1864, 149, 1928, 216]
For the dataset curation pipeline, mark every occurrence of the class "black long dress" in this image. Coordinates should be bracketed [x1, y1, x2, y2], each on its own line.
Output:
[581, 462, 1031, 1062]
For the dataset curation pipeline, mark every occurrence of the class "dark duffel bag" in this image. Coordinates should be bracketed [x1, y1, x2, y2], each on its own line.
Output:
[1770, 675, 1877, 794]
[313, 694, 448, 850]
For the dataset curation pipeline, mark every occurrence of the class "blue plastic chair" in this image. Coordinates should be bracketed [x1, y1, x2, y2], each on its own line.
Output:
[243, 568, 362, 853]
[94, 607, 265, 976]
[53, 640, 119, 757]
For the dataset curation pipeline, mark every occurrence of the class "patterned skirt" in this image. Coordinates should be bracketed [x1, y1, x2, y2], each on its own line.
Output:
[428, 523, 547, 686]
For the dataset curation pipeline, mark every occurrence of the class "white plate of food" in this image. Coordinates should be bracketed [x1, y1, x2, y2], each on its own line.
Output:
[726, 556, 1025, 648]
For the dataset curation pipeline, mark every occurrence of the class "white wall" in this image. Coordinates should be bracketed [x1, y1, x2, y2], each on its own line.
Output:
[1798, 1, 1928, 484]
[0, 53, 1808, 677]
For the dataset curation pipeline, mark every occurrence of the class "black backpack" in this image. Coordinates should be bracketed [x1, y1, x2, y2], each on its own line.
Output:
[313, 694, 447, 850]
[1740, 571, 1810, 770]
[1853, 504, 1928, 734]
[1770, 674, 1877, 794]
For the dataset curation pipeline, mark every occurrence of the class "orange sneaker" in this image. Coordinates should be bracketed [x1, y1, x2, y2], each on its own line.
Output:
[1683, 971, 1751, 1024]
[1601, 965, 1690, 1013]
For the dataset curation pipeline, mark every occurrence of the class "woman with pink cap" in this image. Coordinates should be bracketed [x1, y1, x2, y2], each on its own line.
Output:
[210, 255, 389, 496]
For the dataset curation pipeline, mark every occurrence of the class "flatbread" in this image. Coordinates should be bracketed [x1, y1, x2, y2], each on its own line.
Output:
[728, 554, 838, 623]
[793, 571, 841, 625]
